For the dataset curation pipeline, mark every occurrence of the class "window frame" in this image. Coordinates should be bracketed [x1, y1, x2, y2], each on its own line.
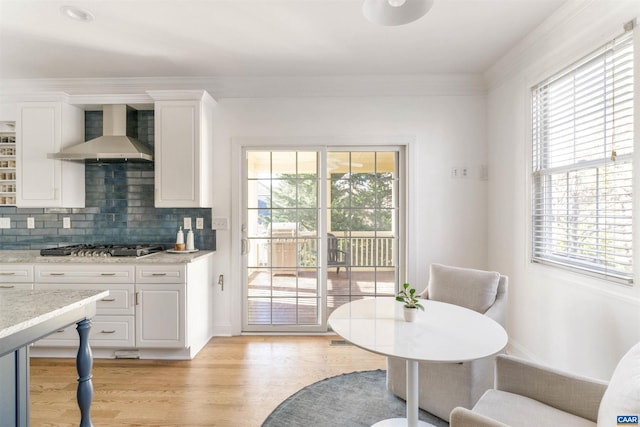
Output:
[530, 29, 635, 285]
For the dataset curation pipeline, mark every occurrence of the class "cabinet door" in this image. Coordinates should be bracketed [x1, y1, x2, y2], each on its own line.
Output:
[135, 283, 186, 348]
[16, 102, 84, 208]
[154, 101, 200, 207]
[153, 92, 214, 208]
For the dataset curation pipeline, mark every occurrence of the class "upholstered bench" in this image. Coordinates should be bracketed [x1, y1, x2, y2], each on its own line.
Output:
[450, 342, 640, 427]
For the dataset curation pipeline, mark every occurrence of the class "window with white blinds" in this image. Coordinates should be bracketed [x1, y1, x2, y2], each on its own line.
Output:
[531, 29, 634, 283]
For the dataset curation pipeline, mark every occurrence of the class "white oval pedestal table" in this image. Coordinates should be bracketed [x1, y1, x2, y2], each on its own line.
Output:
[328, 298, 508, 427]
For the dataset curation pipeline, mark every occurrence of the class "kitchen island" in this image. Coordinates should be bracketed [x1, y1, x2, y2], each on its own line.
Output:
[0, 289, 108, 427]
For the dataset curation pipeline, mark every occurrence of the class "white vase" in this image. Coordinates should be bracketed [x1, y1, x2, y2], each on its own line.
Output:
[403, 306, 417, 322]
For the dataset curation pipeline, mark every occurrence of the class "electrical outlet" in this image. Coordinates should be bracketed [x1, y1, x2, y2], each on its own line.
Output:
[63, 217, 71, 229]
[196, 217, 204, 229]
[212, 218, 229, 230]
[27, 217, 35, 229]
[183, 217, 192, 230]
[451, 167, 459, 178]
[461, 167, 470, 178]
[0, 218, 10, 229]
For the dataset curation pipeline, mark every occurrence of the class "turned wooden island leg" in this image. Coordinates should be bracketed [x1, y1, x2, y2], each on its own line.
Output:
[76, 319, 94, 427]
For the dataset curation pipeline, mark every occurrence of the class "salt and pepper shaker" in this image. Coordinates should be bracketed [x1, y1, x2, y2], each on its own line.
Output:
[186, 228, 195, 251]
[175, 226, 185, 251]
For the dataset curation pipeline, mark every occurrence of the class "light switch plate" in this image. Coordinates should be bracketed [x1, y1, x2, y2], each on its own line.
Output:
[183, 217, 192, 230]
[212, 218, 229, 230]
[27, 217, 35, 229]
[0, 217, 10, 229]
[63, 217, 71, 229]
[196, 218, 204, 229]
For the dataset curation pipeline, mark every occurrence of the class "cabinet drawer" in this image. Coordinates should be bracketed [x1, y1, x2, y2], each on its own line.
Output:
[0, 264, 34, 283]
[0, 283, 33, 290]
[90, 316, 135, 347]
[35, 264, 135, 283]
[136, 265, 185, 283]
[34, 283, 134, 315]
[96, 287, 133, 315]
[37, 316, 135, 348]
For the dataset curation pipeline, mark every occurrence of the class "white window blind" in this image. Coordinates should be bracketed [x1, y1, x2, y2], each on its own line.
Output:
[531, 29, 634, 283]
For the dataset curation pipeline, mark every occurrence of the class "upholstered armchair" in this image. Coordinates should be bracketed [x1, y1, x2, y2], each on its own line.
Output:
[450, 341, 640, 427]
[386, 263, 508, 421]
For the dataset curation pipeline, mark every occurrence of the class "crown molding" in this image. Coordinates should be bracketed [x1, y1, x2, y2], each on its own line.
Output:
[147, 89, 217, 105]
[0, 74, 486, 100]
[484, 0, 640, 89]
[69, 93, 154, 106]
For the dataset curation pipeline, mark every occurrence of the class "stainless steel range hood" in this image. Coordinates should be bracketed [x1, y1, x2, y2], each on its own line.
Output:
[48, 104, 153, 162]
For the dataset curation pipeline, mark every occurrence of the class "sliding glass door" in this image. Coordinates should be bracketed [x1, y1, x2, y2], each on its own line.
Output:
[326, 151, 398, 315]
[242, 148, 401, 332]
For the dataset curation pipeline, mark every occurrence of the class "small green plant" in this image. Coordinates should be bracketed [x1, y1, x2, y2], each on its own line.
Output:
[395, 283, 424, 310]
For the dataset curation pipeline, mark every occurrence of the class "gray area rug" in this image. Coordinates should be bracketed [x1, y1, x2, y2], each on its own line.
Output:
[262, 369, 449, 427]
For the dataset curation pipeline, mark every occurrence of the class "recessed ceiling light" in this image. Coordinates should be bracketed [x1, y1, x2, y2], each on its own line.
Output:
[60, 5, 94, 22]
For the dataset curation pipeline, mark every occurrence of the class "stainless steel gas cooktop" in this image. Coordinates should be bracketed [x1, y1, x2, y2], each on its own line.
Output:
[40, 244, 165, 257]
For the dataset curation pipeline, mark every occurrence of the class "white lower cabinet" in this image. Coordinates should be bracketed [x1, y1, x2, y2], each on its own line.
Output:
[135, 264, 186, 348]
[135, 283, 186, 348]
[30, 256, 213, 359]
[35, 283, 135, 348]
[40, 315, 135, 348]
[0, 264, 34, 290]
[34, 265, 136, 348]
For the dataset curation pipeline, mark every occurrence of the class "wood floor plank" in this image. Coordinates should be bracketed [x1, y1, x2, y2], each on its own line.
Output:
[30, 336, 386, 426]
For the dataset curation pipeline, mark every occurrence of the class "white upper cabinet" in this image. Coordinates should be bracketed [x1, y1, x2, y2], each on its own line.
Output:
[149, 90, 216, 208]
[16, 100, 85, 208]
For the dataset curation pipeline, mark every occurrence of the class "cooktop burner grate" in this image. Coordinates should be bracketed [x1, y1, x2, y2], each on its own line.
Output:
[40, 244, 165, 257]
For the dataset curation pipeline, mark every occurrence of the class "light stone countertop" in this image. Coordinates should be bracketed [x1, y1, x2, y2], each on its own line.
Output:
[0, 250, 214, 264]
[0, 289, 108, 342]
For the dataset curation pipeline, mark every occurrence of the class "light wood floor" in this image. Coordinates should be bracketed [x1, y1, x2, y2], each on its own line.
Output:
[30, 335, 386, 426]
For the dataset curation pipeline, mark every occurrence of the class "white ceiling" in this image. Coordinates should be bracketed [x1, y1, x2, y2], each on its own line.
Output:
[0, 0, 567, 81]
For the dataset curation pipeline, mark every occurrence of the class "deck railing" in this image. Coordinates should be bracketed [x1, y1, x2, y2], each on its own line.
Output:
[249, 232, 395, 269]
[340, 234, 395, 267]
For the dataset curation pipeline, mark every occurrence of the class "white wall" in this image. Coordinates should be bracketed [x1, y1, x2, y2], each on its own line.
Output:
[0, 103, 16, 121]
[210, 95, 489, 334]
[486, 1, 640, 379]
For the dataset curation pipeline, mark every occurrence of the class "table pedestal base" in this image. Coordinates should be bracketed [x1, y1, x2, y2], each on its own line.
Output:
[372, 419, 434, 427]
[372, 360, 435, 427]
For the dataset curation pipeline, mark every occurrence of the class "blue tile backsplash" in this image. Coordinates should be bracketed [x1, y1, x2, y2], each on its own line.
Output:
[0, 110, 216, 250]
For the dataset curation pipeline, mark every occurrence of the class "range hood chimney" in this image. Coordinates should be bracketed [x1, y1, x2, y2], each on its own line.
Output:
[48, 105, 153, 162]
